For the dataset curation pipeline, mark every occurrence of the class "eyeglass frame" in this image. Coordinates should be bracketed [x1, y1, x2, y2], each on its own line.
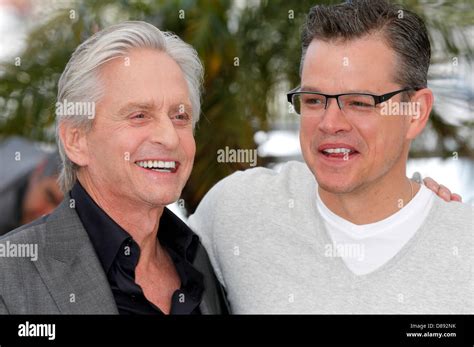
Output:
[286, 87, 421, 115]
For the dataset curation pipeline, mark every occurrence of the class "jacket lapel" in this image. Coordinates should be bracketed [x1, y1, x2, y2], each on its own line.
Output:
[32, 199, 118, 314]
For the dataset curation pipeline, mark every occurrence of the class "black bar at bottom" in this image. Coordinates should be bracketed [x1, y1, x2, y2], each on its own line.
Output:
[0, 314, 472, 345]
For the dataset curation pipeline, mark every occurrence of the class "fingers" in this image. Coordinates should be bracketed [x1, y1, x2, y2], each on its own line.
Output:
[437, 184, 452, 202]
[423, 177, 463, 202]
[451, 193, 463, 202]
[423, 177, 439, 194]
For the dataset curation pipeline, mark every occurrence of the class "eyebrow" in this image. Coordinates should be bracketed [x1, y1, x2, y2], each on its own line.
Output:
[300, 85, 376, 95]
[116, 101, 193, 116]
[117, 102, 155, 116]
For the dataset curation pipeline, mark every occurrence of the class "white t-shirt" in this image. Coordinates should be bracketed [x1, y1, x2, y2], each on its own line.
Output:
[316, 184, 435, 275]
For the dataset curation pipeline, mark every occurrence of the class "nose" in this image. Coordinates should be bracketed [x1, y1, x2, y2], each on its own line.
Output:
[151, 114, 180, 149]
[318, 97, 352, 135]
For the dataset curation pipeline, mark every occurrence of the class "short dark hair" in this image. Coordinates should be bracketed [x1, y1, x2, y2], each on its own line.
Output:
[300, 0, 431, 90]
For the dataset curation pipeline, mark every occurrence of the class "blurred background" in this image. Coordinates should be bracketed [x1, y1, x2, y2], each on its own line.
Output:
[0, 0, 473, 230]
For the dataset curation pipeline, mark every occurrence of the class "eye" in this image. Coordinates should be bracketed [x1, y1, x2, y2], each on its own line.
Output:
[132, 113, 146, 119]
[175, 113, 189, 120]
[171, 113, 192, 124]
[301, 94, 325, 107]
[307, 98, 323, 105]
[349, 101, 373, 107]
[344, 95, 375, 109]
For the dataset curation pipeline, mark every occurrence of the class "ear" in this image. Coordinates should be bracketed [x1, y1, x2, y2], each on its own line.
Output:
[58, 121, 89, 167]
[406, 88, 434, 140]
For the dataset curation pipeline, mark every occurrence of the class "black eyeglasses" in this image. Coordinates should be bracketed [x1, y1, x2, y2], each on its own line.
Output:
[287, 87, 419, 116]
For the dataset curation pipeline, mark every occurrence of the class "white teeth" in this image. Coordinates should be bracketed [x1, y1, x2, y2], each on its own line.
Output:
[323, 148, 352, 154]
[135, 160, 177, 170]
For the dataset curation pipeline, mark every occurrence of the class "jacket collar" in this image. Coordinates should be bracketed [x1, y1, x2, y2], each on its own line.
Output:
[32, 198, 118, 314]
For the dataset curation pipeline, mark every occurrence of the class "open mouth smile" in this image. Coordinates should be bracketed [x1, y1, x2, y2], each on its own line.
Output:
[134, 160, 179, 173]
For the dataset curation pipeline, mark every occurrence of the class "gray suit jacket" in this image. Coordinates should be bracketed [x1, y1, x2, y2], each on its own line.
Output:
[0, 199, 228, 314]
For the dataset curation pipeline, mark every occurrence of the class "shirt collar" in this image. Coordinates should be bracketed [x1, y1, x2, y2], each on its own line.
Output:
[70, 181, 199, 274]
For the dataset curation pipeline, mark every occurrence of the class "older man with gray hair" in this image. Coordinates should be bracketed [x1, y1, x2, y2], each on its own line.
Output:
[0, 21, 227, 315]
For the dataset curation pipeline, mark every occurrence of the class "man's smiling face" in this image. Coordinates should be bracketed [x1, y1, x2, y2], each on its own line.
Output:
[299, 35, 412, 194]
[81, 48, 195, 207]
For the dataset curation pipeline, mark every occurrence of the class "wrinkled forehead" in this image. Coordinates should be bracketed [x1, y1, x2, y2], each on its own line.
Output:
[99, 49, 190, 100]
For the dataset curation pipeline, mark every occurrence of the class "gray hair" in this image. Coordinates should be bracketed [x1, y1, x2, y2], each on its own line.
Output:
[300, 0, 431, 91]
[56, 21, 204, 193]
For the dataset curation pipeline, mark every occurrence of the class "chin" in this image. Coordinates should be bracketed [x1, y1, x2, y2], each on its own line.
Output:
[316, 174, 360, 195]
[151, 193, 181, 206]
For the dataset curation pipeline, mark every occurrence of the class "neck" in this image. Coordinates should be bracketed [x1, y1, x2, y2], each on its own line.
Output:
[318, 169, 420, 225]
[77, 173, 164, 267]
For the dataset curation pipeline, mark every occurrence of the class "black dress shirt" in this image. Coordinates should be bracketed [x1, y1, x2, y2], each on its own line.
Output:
[71, 181, 204, 315]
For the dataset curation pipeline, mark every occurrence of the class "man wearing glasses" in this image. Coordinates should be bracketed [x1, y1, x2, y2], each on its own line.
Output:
[188, 0, 473, 313]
